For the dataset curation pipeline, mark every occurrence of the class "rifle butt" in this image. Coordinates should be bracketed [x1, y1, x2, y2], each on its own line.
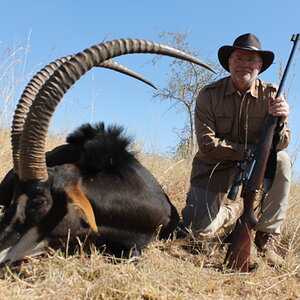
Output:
[224, 214, 257, 272]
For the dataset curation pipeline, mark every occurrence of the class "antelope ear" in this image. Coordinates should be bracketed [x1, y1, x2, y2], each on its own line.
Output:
[64, 185, 98, 233]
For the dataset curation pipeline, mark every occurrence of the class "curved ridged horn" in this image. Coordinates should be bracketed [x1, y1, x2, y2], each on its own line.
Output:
[11, 56, 72, 174]
[18, 38, 214, 181]
[12, 57, 156, 175]
[99, 59, 156, 89]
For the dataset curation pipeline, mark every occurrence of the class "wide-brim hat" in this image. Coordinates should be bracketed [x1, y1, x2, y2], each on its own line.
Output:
[218, 33, 274, 73]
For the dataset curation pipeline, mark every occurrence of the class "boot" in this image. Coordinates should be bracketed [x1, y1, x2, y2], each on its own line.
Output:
[254, 231, 284, 267]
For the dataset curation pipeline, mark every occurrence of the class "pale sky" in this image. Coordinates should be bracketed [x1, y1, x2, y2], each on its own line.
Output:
[1, 0, 299, 178]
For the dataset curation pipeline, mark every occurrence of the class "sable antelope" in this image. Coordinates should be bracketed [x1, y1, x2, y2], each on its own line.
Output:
[0, 38, 214, 265]
[1, 57, 156, 208]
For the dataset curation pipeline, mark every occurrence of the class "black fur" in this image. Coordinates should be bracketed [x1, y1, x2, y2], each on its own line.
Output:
[69, 123, 136, 176]
[0, 122, 179, 263]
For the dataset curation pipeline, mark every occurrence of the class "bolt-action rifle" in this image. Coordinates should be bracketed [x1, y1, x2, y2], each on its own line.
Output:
[224, 34, 299, 272]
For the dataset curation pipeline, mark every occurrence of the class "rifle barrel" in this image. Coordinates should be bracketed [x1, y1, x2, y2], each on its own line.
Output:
[276, 33, 299, 97]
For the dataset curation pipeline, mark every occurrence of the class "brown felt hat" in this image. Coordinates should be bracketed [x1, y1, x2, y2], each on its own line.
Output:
[218, 33, 274, 73]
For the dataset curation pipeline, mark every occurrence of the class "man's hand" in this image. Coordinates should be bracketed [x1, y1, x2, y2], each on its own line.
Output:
[268, 96, 290, 124]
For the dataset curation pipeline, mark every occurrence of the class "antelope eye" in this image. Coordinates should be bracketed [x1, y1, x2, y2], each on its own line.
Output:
[30, 196, 46, 207]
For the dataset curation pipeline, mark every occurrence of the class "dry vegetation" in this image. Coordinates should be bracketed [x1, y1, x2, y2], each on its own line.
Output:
[0, 40, 299, 299]
[0, 131, 299, 300]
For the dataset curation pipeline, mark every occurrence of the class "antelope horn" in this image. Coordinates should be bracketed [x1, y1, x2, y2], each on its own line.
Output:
[18, 38, 214, 181]
[12, 56, 156, 174]
[12, 56, 72, 175]
[99, 59, 156, 89]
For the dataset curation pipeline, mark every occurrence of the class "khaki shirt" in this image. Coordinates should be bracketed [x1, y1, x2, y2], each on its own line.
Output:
[191, 76, 291, 192]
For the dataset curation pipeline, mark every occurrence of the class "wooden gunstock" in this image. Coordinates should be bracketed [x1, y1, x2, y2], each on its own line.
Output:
[224, 115, 277, 271]
[224, 190, 258, 272]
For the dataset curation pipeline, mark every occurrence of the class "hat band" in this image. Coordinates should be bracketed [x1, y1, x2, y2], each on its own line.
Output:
[236, 45, 260, 51]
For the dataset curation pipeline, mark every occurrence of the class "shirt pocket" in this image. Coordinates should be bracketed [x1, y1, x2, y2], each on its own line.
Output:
[215, 116, 232, 136]
[247, 115, 265, 135]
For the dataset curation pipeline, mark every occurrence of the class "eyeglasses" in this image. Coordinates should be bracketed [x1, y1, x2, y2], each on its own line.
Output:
[229, 56, 261, 65]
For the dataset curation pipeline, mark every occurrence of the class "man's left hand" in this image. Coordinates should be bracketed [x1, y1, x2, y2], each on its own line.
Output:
[268, 96, 290, 124]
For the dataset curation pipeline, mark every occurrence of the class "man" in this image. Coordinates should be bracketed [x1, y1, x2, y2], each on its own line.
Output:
[181, 33, 291, 266]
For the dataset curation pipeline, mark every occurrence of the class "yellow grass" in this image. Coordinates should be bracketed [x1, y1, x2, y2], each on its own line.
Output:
[0, 131, 299, 299]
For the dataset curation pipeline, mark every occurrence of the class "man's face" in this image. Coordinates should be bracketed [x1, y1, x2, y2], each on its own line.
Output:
[228, 49, 263, 85]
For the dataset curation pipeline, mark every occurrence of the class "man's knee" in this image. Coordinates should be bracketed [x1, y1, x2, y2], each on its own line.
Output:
[181, 186, 224, 231]
[276, 151, 292, 180]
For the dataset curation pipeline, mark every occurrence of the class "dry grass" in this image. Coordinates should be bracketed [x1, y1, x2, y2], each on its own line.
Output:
[1, 242, 299, 300]
[0, 129, 12, 173]
[0, 132, 299, 299]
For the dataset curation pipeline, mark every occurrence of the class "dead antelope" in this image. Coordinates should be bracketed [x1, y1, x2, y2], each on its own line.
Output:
[0, 38, 214, 265]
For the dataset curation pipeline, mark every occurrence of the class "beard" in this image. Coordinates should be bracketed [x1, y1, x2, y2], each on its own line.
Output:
[235, 67, 257, 84]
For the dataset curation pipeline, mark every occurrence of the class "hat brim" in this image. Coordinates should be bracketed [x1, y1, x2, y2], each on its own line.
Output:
[218, 45, 274, 74]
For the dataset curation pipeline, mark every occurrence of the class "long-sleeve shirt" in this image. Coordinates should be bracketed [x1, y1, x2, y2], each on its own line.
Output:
[190, 76, 290, 192]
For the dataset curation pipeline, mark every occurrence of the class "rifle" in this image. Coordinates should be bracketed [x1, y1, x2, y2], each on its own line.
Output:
[224, 34, 299, 272]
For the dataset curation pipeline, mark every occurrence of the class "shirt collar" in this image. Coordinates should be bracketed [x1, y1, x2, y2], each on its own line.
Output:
[226, 77, 259, 98]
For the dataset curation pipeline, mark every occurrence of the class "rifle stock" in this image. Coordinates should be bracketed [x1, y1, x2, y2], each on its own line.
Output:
[225, 115, 277, 271]
[224, 34, 299, 272]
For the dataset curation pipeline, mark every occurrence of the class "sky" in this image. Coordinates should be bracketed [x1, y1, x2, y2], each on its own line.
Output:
[0, 0, 299, 177]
